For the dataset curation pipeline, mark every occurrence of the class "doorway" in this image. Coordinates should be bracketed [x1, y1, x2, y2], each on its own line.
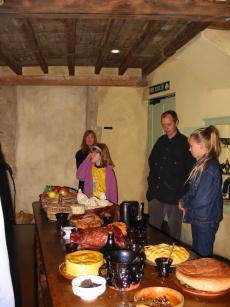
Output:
[148, 93, 176, 152]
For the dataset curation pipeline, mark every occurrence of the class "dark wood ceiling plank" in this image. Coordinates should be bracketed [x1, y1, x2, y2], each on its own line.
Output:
[94, 19, 114, 74]
[21, 19, 48, 73]
[0, 44, 22, 75]
[143, 55, 166, 76]
[0, 75, 148, 87]
[1, 1, 230, 22]
[164, 22, 210, 57]
[65, 18, 76, 76]
[143, 21, 209, 75]
[118, 20, 165, 75]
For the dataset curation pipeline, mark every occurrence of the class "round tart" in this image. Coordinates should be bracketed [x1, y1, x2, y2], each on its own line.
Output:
[176, 258, 230, 293]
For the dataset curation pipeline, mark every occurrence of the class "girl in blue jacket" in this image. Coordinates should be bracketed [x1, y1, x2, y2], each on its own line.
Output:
[179, 125, 223, 257]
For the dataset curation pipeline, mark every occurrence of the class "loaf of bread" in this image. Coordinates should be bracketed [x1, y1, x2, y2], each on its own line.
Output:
[176, 258, 230, 292]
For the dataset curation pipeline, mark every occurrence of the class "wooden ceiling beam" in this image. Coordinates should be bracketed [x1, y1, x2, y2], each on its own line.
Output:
[119, 20, 165, 76]
[0, 1, 230, 22]
[21, 19, 48, 74]
[208, 20, 230, 30]
[0, 44, 22, 75]
[143, 21, 209, 75]
[0, 75, 148, 87]
[164, 22, 210, 57]
[143, 55, 166, 77]
[65, 19, 76, 76]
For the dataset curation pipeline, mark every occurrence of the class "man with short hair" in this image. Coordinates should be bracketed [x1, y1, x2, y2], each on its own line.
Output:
[146, 110, 195, 240]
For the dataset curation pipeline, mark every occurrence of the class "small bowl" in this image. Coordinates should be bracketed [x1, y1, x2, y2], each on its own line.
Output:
[134, 286, 184, 307]
[72, 275, 106, 301]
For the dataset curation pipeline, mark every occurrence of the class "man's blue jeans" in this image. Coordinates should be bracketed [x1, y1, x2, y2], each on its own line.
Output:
[191, 223, 219, 257]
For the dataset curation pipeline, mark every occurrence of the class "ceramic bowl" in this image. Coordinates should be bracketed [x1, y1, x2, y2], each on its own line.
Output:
[134, 286, 184, 307]
[72, 275, 106, 301]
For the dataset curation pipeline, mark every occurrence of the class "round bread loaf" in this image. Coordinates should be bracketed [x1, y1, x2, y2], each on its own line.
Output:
[176, 258, 230, 292]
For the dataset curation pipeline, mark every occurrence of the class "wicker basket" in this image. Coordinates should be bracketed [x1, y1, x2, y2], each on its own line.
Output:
[40, 194, 78, 221]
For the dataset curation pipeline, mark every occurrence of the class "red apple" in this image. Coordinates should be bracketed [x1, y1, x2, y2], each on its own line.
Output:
[52, 186, 61, 193]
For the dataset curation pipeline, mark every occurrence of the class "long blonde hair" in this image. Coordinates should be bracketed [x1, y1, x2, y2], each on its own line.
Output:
[92, 143, 115, 167]
[188, 125, 221, 181]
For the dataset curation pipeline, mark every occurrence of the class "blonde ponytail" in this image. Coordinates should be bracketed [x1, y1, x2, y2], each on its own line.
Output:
[188, 125, 221, 181]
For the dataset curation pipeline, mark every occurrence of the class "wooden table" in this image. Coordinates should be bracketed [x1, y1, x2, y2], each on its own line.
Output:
[33, 202, 230, 307]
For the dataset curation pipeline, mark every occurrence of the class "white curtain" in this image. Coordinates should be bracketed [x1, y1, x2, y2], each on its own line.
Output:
[0, 198, 15, 307]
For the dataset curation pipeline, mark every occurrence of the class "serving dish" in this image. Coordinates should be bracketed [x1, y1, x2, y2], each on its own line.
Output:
[59, 262, 75, 280]
[134, 286, 184, 307]
[174, 277, 230, 297]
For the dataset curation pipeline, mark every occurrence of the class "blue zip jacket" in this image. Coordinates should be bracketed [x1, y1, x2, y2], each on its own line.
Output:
[183, 159, 223, 225]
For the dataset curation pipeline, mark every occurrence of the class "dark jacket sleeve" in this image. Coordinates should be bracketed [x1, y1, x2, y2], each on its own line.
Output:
[183, 139, 196, 177]
[75, 149, 88, 168]
[146, 138, 162, 201]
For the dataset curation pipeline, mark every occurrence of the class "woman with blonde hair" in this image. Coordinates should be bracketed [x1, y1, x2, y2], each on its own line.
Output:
[76, 143, 117, 204]
[179, 125, 223, 257]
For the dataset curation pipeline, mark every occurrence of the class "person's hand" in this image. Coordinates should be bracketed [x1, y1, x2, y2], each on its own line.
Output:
[178, 200, 186, 213]
[86, 152, 93, 161]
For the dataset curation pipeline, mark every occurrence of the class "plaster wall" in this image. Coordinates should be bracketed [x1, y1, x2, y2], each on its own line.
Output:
[15, 86, 87, 212]
[97, 86, 148, 205]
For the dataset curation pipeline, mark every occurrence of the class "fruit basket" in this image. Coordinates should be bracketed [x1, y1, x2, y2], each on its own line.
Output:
[40, 186, 78, 221]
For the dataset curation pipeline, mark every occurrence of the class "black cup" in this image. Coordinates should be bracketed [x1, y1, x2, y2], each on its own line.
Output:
[155, 257, 173, 277]
[103, 250, 145, 290]
[65, 242, 77, 254]
[55, 213, 69, 228]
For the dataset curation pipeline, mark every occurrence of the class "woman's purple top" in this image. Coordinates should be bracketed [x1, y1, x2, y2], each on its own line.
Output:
[76, 158, 118, 204]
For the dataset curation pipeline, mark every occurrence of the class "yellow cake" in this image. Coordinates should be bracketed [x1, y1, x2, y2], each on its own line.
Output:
[65, 250, 104, 277]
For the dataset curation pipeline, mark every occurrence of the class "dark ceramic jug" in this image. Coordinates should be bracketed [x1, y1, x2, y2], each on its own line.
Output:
[120, 201, 140, 228]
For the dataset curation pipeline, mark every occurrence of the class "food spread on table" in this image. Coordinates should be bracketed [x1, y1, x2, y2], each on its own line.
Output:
[37, 187, 230, 304]
[144, 243, 190, 266]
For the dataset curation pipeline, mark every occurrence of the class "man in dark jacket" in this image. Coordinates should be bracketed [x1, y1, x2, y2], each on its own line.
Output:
[146, 110, 195, 240]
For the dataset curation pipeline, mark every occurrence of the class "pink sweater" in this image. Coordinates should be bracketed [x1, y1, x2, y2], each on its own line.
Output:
[76, 158, 118, 204]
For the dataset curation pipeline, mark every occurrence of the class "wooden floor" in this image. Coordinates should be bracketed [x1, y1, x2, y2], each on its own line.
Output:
[14, 224, 36, 307]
